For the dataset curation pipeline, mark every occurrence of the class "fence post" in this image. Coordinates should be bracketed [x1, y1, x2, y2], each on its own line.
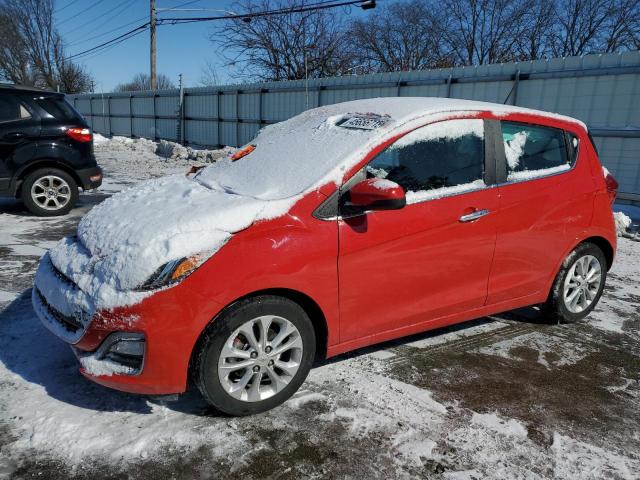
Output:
[512, 69, 521, 105]
[235, 89, 240, 147]
[153, 94, 158, 141]
[446, 74, 453, 98]
[129, 94, 133, 137]
[88, 95, 93, 130]
[217, 91, 222, 148]
[107, 96, 112, 136]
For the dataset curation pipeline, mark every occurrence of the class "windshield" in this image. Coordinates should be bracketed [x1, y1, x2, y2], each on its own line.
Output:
[194, 106, 392, 200]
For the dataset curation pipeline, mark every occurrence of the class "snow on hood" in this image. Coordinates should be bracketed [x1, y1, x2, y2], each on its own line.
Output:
[39, 97, 585, 314]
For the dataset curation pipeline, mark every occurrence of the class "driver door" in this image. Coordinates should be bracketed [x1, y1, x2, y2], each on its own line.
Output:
[338, 118, 500, 343]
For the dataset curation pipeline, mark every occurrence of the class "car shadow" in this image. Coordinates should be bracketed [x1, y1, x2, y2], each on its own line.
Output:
[0, 288, 550, 417]
[0, 290, 152, 414]
[0, 192, 110, 217]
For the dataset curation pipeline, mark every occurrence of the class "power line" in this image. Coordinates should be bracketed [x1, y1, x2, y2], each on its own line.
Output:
[57, 0, 106, 26]
[54, 0, 82, 14]
[64, 0, 133, 42]
[67, 23, 150, 60]
[66, 0, 373, 62]
[67, 14, 149, 47]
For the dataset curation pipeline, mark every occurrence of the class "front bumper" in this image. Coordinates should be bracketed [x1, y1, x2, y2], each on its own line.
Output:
[76, 166, 103, 190]
[32, 254, 221, 396]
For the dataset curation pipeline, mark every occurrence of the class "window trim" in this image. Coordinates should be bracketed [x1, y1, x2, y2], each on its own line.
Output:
[0, 97, 33, 124]
[494, 119, 580, 187]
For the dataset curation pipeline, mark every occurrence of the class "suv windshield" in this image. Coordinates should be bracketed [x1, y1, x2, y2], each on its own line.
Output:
[34, 96, 82, 121]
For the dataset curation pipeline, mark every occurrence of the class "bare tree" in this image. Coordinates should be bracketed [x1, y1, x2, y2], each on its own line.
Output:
[514, 0, 557, 60]
[440, 0, 530, 65]
[214, 0, 356, 81]
[0, 0, 93, 93]
[349, 1, 454, 72]
[199, 59, 220, 86]
[115, 73, 176, 92]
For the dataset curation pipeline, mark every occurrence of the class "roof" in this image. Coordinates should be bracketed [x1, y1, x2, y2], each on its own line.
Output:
[194, 96, 585, 201]
[0, 83, 62, 96]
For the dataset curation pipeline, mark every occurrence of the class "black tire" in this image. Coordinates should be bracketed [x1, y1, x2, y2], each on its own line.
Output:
[21, 168, 78, 216]
[542, 242, 607, 324]
[195, 295, 316, 416]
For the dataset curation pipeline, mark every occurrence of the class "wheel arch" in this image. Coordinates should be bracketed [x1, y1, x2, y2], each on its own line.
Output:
[581, 236, 614, 271]
[188, 288, 329, 384]
[13, 160, 82, 198]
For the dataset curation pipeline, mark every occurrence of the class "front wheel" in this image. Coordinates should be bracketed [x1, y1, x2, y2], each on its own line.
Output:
[195, 296, 316, 416]
[543, 242, 607, 323]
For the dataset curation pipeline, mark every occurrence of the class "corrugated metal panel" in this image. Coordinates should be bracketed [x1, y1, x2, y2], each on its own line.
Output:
[67, 51, 640, 198]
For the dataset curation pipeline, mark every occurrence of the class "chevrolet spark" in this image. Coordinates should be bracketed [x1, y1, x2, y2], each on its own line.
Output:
[33, 97, 618, 415]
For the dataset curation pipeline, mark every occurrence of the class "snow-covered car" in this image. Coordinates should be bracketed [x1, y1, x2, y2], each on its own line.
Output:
[32, 97, 618, 415]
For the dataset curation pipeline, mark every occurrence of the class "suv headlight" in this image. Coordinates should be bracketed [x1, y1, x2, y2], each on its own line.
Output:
[138, 254, 205, 290]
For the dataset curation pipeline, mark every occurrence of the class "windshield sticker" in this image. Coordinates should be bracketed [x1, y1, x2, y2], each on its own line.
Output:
[338, 114, 391, 130]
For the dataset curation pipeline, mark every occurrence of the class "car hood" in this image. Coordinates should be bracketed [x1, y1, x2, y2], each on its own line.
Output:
[42, 173, 297, 313]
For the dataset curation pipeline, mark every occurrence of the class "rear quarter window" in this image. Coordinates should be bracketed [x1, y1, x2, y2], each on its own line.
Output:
[501, 121, 574, 182]
[34, 96, 83, 121]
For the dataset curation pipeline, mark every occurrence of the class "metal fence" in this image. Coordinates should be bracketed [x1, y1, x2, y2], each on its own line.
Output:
[69, 51, 640, 201]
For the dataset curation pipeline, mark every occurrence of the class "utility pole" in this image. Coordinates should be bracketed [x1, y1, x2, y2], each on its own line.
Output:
[150, 0, 157, 90]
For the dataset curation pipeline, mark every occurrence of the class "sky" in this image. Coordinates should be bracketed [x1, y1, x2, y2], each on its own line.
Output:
[55, 0, 377, 92]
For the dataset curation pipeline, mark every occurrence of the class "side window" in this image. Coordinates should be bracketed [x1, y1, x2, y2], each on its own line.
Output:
[501, 121, 573, 182]
[0, 96, 31, 123]
[365, 119, 485, 204]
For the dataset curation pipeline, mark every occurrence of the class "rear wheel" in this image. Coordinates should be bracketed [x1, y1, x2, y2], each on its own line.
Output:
[21, 168, 78, 216]
[195, 296, 316, 416]
[543, 242, 607, 323]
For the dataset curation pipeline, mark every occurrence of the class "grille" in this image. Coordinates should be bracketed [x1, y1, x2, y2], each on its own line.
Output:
[50, 263, 76, 289]
[35, 289, 84, 333]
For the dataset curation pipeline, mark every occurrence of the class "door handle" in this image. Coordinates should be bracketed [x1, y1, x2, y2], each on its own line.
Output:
[459, 209, 490, 223]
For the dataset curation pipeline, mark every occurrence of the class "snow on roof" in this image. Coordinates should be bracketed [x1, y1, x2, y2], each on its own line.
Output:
[196, 97, 585, 200]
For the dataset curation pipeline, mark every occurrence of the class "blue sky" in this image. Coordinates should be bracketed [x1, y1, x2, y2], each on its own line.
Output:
[55, 0, 375, 92]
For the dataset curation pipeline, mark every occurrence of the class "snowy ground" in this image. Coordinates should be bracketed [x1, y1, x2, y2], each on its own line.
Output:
[1, 137, 639, 479]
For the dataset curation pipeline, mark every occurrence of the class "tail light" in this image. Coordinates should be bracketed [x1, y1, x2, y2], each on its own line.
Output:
[66, 127, 92, 143]
[605, 172, 619, 204]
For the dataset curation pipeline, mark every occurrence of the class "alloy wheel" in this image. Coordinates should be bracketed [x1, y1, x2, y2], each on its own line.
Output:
[30, 175, 72, 211]
[218, 315, 304, 402]
[563, 254, 602, 313]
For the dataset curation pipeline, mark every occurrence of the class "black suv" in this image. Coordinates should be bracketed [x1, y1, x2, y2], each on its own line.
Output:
[0, 85, 102, 216]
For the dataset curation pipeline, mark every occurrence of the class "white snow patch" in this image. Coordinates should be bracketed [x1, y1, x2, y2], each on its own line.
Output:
[504, 130, 528, 169]
[478, 331, 593, 368]
[392, 118, 483, 149]
[614, 211, 632, 236]
[92, 133, 110, 145]
[406, 179, 486, 204]
[77, 351, 135, 377]
[471, 412, 528, 438]
[370, 178, 399, 191]
[552, 433, 640, 479]
[507, 163, 571, 182]
[285, 391, 327, 409]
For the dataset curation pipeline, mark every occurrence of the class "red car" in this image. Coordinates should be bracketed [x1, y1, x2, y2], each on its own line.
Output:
[33, 98, 618, 415]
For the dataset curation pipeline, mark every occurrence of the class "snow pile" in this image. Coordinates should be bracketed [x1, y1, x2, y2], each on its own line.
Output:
[614, 211, 632, 236]
[78, 352, 135, 377]
[92, 133, 110, 145]
[95, 135, 233, 163]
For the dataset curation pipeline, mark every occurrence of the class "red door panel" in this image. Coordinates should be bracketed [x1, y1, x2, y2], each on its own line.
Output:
[338, 188, 499, 342]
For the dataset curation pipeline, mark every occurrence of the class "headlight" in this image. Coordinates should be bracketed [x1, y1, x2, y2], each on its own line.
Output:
[138, 254, 204, 290]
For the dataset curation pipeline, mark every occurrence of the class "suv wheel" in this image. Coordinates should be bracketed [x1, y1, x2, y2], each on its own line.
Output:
[21, 168, 78, 216]
[543, 242, 607, 323]
[195, 296, 316, 416]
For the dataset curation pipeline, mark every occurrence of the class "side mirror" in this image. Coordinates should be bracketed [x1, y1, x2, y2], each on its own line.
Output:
[346, 178, 406, 212]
